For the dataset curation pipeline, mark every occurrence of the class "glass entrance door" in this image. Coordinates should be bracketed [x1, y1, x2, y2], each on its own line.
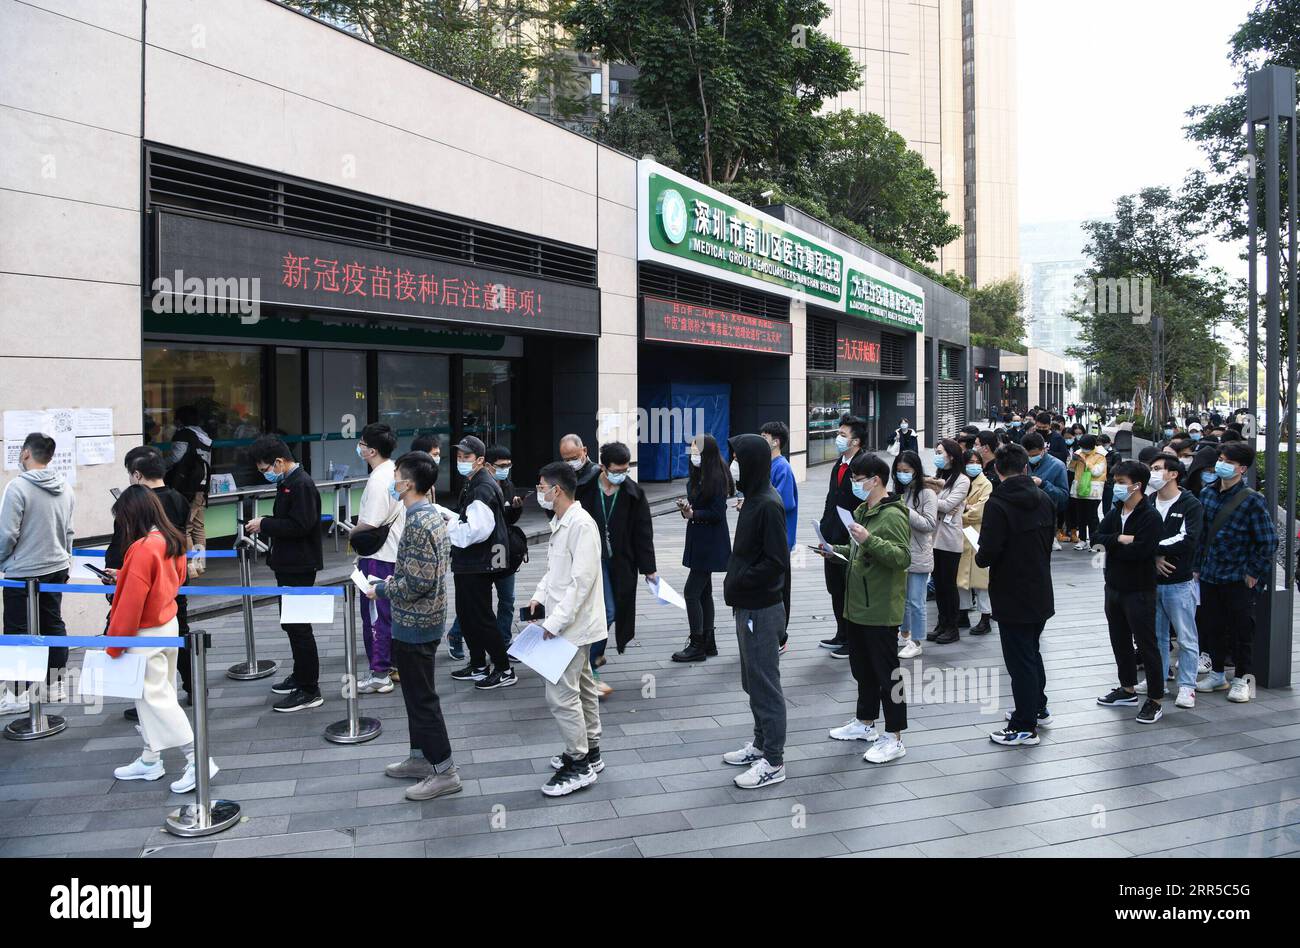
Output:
[461, 359, 513, 449]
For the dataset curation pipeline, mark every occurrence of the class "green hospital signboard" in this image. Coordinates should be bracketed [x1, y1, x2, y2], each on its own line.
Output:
[638, 160, 924, 333]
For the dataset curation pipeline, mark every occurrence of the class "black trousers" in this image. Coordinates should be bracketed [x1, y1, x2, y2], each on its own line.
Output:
[844, 621, 907, 732]
[932, 549, 962, 629]
[1104, 586, 1163, 699]
[275, 570, 320, 694]
[999, 620, 1048, 732]
[455, 572, 509, 670]
[823, 559, 848, 643]
[1200, 580, 1256, 678]
[1072, 498, 1100, 543]
[684, 568, 715, 643]
[2, 569, 69, 677]
[780, 559, 792, 645]
[392, 639, 453, 767]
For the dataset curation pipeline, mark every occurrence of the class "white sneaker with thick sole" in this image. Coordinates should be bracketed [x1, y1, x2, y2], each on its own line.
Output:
[0, 692, 30, 716]
[1227, 676, 1253, 703]
[1196, 673, 1229, 693]
[722, 741, 764, 766]
[1135, 680, 1148, 695]
[733, 758, 785, 789]
[170, 758, 220, 794]
[864, 735, 906, 764]
[898, 639, 923, 659]
[114, 757, 165, 782]
[357, 674, 395, 694]
[1197, 652, 1212, 675]
[1073, 541, 1090, 552]
[1052, 539, 1062, 551]
[828, 719, 878, 742]
[1175, 686, 1196, 709]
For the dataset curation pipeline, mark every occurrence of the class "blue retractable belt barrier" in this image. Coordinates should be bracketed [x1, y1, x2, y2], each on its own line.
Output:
[0, 634, 186, 648]
[0, 579, 343, 596]
[72, 549, 239, 559]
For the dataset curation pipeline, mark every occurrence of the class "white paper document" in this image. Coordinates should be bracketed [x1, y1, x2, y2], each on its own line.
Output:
[837, 507, 856, 531]
[74, 408, 113, 438]
[962, 526, 981, 553]
[350, 567, 375, 595]
[507, 622, 578, 685]
[645, 576, 687, 609]
[4, 410, 53, 444]
[0, 645, 48, 682]
[81, 650, 146, 700]
[76, 436, 115, 466]
[811, 521, 848, 562]
[280, 593, 336, 625]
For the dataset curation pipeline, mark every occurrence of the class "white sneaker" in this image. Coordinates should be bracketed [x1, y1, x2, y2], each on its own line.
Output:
[1197, 652, 1212, 675]
[864, 735, 906, 764]
[1196, 672, 1229, 693]
[357, 674, 395, 694]
[114, 757, 165, 782]
[169, 758, 220, 794]
[828, 719, 878, 742]
[898, 639, 923, 659]
[733, 758, 786, 789]
[1073, 541, 1090, 552]
[0, 691, 30, 716]
[1052, 539, 1061, 551]
[722, 741, 764, 766]
[1134, 680, 1147, 694]
[1227, 676, 1253, 703]
[1175, 686, 1196, 709]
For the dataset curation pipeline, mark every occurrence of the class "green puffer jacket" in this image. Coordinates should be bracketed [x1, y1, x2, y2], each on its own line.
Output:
[832, 494, 912, 627]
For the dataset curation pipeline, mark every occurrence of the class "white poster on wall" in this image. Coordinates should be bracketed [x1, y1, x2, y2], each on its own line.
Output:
[76, 436, 115, 467]
[74, 408, 113, 438]
[3, 410, 53, 444]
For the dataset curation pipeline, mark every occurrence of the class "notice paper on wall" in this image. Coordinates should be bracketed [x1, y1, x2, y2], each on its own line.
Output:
[74, 408, 113, 438]
[81, 650, 146, 700]
[0, 645, 48, 683]
[279, 593, 337, 626]
[76, 436, 115, 467]
[507, 623, 578, 685]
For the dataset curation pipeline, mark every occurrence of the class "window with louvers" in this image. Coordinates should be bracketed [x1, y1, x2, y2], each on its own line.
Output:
[807, 316, 837, 373]
[637, 263, 789, 320]
[937, 379, 967, 438]
[880, 332, 905, 376]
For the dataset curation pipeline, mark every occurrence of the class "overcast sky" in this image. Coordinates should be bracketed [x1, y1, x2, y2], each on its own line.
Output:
[1017, 0, 1255, 273]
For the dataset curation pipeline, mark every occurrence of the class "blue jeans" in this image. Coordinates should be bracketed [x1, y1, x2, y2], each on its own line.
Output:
[902, 572, 929, 638]
[589, 560, 617, 665]
[1155, 581, 1199, 690]
[447, 571, 516, 649]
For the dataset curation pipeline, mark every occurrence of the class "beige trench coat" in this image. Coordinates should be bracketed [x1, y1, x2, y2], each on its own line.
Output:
[957, 473, 992, 591]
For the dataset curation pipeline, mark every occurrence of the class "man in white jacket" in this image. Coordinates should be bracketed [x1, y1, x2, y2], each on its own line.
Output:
[526, 461, 607, 797]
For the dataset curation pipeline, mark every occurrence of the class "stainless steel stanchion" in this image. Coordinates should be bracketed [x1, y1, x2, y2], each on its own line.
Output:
[324, 585, 381, 744]
[166, 629, 240, 837]
[225, 537, 277, 681]
[4, 578, 66, 741]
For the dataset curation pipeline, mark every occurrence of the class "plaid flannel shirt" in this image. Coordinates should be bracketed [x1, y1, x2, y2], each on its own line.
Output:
[1195, 481, 1277, 585]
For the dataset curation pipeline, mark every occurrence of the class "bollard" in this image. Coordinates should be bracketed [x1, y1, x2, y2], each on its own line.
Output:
[226, 537, 277, 681]
[3, 579, 67, 741]
[324, 584, 382, 744]
[166, 629, 241, 837]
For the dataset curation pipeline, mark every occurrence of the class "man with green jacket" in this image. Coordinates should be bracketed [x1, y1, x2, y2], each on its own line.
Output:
[818, 453, 912, 764]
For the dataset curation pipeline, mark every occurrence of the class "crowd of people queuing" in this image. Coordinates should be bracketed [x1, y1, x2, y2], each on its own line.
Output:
[0, 400, 1283, 801]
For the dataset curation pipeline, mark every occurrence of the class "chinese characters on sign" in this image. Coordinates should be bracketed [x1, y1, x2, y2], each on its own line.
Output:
[837, 335, 880, 367]
[836, 325, 889, 377]
[846, 268, 924, 332]
[641, 297, 792, 355]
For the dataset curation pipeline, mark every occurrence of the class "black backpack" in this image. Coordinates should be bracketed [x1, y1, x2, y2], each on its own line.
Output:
[505, 523, 529, 573]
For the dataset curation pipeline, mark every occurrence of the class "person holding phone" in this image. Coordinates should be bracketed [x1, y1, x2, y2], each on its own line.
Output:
[672, 434, 733, 663]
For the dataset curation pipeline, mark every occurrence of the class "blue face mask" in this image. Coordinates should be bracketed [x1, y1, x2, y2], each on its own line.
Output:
[262, 468, 281, 483]
[1201, 470, 1218, 485]
[456, 461, 473, 477]
[965, 464, 982, 478]
[896, 471, 914, 486]
[1028, 453, 1043, 465]
[1214, 461, 1236, 480]
[1163, 429, 1174, 439]
[1064, 438, 1075, 446]
[834, 435, 850, 454]
[1190, 432, 1202, 441]
[356, 444, 367, 460]
[606, 471, 627, 485]
[933, 455, 947, 471]
[1112, 484, 1131, 504]
[493, 467, 510, 481]
[851, 479, 868, 501]
[388, 482, 402, 501]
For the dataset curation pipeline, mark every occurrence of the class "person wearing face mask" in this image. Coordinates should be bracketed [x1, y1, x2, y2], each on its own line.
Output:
[1005, 415, 1025, 444]
[886, 418, 918, 456]
[558, 434, 600, 492]
[760, 421, 797, 651]
[1020, 433, 1069, 553]
[892, 451, 936, 659]
[1186, 422, 1204, 445]
[923, 438, 969, 645]
[409, 434, 442, 480]
[1147, 455, 1204, 709]
[1193, 442, 1277, 702]
[1067, 434, 1108, 551]
[245, 437, 324, 712]
[956, 449, 994, 636]
[0, 432, 75, 715]
[974, 431, 999, 481]
[1094, 461, 1166, 724]
[721, 434, 792, 788]
[820, 453, 911, 764]
[442, 436, 515, 691]
[673, 435, 734, 662]
[576, 442, 657, 696]
[818, 416, 868, 657]
[352, 424, 405, 696]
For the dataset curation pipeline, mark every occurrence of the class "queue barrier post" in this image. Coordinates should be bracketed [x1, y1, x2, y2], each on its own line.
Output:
[3, 579, 66, 741]
[324, 584, 381, 745]
[166, 628, 241, 837]
[225, 536, 277, 681]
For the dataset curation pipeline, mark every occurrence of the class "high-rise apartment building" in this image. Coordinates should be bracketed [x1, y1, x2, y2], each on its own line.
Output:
[819, 0, 1019, 286]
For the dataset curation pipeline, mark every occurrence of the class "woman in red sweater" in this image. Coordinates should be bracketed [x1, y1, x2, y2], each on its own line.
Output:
[107, 486, 218, 793]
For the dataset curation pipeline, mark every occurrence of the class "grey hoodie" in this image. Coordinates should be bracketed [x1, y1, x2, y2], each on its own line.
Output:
[0, 468, 75, 577]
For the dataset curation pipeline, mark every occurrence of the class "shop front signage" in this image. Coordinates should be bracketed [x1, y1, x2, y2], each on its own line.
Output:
[641, 296, 792, 356]
[153, 212, 601, 337]
[845, 265, 924, 332]
[836, 325, 882, 375]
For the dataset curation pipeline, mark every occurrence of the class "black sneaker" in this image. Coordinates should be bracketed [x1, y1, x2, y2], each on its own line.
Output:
[541, 756, 597, 796]
[270, 676, 298, 695]
[1097, 687, 1140, 707]
[450, 664, 488, 682]
[1136, 699, 1163, 725]
[989, 727, 1040, 746]
[829, 644, 850, 660]
[818, 637, 843, 650]
[549, 747, 605, 773]
[272, 689, 324, 713]
[475, 667, 517, 690]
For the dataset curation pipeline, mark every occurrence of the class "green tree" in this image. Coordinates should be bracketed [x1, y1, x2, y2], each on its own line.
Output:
[808, 111, 961, 264]
[967, 277, 1025, 346]
[589, 105, 683, 169]
[563, 0, 860, 185]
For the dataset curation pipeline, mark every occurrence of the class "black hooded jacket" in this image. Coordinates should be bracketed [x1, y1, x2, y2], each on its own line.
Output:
[723, 434, 790, 610]
[974, 473, 1055, 625]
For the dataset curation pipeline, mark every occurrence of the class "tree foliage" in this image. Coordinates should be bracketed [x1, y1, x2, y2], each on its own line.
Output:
[968, 277, 1025, 346]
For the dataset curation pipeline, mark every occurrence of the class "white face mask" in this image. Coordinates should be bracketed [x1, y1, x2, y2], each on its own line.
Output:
[537, 487, 556, 510]
[1149, 472, 1167, 492]
[566, 458, 584, 471]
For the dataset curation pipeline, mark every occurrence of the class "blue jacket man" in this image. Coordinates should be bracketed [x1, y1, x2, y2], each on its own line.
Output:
[760, 422, 797, 642]
[1020, 432, 1068, 515]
